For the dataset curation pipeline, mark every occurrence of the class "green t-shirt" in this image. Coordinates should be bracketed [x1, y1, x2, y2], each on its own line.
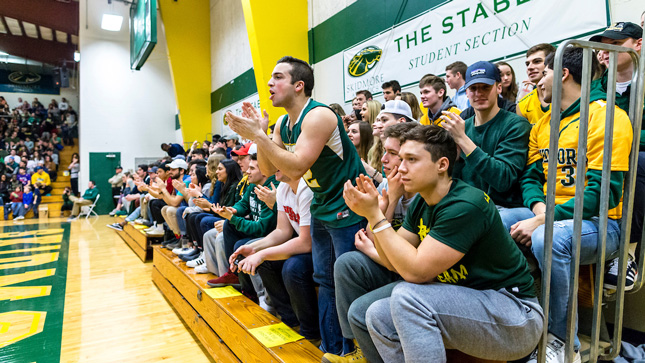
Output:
[279, 98, 365, 227]
[453, 109, 530, 208]
[402, 179, 535, 298]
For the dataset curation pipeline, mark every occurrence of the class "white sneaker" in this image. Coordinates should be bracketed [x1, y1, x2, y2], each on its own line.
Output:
[109, 209, 118, 216]
[144, 222, 157, 232]
[134, 218, 148, 225]
[172, 247, 192, 255]
[14, 215, 24, 220]
[527, 333, 581, 363]
[186, 252, 205, 267]
[146, 225, 164, 236]
[194, 264, 209, 274]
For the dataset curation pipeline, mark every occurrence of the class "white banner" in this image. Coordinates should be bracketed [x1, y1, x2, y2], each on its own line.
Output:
[213, 93, 261, 136]
[342, 0, 608, 102]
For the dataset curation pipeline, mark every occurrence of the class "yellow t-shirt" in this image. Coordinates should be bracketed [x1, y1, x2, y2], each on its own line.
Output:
[518, 88, 550, 125]
[31, 172, 51, 186]
[420, 107, 462, 126]
[527, 100, 633, 219]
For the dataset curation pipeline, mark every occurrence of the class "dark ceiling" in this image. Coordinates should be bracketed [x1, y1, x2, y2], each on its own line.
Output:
[0, 0, 79, 67]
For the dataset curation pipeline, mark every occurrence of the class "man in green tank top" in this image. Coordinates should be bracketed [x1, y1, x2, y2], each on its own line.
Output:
[226, 56, 366, 355]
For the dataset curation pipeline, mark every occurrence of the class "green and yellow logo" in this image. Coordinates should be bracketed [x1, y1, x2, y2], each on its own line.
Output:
[348, 46, 382, 77]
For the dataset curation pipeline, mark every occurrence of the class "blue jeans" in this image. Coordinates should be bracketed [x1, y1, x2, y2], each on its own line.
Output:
[5, 202, 24, 219]
[311, 216, 367, 355]
[499, 207, 620, 349]
[258, 253, 320, 340]
[125, 206, 141, 222]
[176, 206, 187, 235]
[199, 216, 222, 241]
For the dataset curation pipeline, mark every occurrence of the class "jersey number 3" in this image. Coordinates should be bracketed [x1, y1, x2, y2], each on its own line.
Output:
[561, 166, 576, 187]
[303, 170, 321, 188]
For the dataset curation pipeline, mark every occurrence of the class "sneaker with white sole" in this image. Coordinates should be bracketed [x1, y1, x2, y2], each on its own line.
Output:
[186, 252, 205, 268]
[172, 247, 192, 255]
[604, 254, 638, 291]
[526, 333, 581, 363]
[146, 225, 165, 236]
[106, 223, 123, 231]
[194, 263, 209, 274]
[14, 215, 24, 220]
[144, 223, 157, 232]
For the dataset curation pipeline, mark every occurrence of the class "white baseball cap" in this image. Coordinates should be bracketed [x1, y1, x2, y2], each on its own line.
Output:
[168, 159, 188, 170]
[381, 100, 413, 122]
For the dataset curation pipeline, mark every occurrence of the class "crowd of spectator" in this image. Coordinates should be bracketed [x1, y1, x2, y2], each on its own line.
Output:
[104, 20, 645, 363]
[0, 96, 78, 219]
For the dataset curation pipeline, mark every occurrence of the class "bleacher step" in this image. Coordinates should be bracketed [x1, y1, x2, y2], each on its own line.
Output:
[152, 246, 323, 363]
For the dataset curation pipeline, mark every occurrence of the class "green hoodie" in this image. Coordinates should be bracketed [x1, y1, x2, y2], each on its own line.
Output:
[590, 70, 645, 151]
[521, 90, 629, 220]
[229, 175, 279, 237]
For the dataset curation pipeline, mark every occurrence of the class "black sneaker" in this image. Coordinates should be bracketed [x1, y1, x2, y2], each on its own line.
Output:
[162, 237, 179, 247]
[180, 249, 200, 262]
[604, 254, 638, 291]
[106, 223, 123, 231]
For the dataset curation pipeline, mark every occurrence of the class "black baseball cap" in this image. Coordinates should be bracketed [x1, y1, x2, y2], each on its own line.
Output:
[464, 61, 501, 89]
[590, 22, 643, 42]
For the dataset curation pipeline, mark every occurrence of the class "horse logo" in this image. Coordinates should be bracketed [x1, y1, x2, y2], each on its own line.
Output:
[348, 46, 382, 77]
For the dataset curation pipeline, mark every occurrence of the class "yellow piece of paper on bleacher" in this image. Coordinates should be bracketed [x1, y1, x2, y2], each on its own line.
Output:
[248, 322, 304, 348]
[204, 286, 242, 299]
[132, 224, 148, 230]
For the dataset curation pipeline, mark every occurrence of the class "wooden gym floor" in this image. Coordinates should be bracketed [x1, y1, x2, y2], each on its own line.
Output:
[0, 215, 215, 363]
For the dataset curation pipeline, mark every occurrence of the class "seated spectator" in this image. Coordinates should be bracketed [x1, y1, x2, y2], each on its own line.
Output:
[499, 46, 632, 362]
[516, 43, 556, 124]
[445, 61, 470, 110]
[31, 166, 52, 195]
[5, 185, 24, 220]
[44, 155, 57, 182]
[61, 187, 73, 214]
[360, 100, 382, 125]
[0, 174, 10, 204]
[329, 125, 542, 363]
[16, 167, 30, 186]
[67, 180, 99, 221]
[229, 169, 319, 343]
[363, 100, 414, 185]
[418, 75, 461, 126]
[22, 184, 37, 218]
[207, 155, 278, 295]
[108, 166, 125, 207]
[399, 92, 423, 121]
[347, 121, 373, 162]
[161, 142, 185, 158]
[381, 80, 401, 102]
[441, 61, 530, 208]
[496, 61, 519, 103]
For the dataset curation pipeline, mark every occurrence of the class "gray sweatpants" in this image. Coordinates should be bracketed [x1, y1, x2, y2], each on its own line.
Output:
[335, 251, 401, 362]
[366, 282, 544, 363]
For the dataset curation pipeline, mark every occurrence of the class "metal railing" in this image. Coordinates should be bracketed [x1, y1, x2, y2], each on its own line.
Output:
[539, 38, 643, 363]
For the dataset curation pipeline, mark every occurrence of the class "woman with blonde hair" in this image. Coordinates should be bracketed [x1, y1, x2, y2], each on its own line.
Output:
[360, 100, 382, 125]
[400, 92, 423, 121]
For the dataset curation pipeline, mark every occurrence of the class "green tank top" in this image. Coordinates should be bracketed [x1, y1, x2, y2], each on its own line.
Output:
[280, 99, 365, 227]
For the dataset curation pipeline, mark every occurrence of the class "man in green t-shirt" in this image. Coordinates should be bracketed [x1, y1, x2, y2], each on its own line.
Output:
[225, 56, 366, 355]
[441, 60, 531, 208]
[337, 125, 542, 363]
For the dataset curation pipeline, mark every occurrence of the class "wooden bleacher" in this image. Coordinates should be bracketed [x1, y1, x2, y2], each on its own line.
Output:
[152, 246, 323, 363]
[113, 217, 163, 261]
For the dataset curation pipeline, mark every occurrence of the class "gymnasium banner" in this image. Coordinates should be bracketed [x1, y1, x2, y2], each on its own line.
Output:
[342, 0, 609, 102]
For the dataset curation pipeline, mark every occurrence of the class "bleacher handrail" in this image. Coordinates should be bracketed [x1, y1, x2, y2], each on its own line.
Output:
[540, 39, 641, 363]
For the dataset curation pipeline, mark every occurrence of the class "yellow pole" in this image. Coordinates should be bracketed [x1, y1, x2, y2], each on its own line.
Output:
[158, 0, 211, 144]
[241, 0, 309, 128]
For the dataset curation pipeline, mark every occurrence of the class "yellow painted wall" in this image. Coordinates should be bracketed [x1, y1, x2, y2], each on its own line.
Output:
[241, 0, 309, 126]
[158, 0, 211, 144]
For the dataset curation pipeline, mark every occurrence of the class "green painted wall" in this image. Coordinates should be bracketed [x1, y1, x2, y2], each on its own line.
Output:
[89, 152, 121, 215]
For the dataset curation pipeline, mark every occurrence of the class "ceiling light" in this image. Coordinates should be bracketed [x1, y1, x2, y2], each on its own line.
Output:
[101, 14, 123, 31]
[74, 51, 80, 62]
